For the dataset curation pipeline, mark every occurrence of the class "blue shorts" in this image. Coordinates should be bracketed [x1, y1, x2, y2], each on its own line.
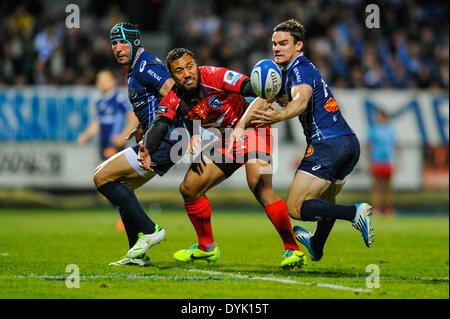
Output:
[298, 134, 360, 183]
[128, 121, 186, 176]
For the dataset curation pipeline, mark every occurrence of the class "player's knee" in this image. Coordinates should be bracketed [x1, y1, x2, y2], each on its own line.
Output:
[93, 168, 112, 188]
[179, 181, 200, 202]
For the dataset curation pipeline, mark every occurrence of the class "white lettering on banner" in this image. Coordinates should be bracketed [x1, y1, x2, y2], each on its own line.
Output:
[0, 143, 99, 188]
[0, 87, 96, 141]
[0, 87, 447, 190]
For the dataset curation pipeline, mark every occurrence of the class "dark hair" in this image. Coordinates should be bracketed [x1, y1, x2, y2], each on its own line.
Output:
[273, 19, 306, 43]
[166, 48, 197, 73]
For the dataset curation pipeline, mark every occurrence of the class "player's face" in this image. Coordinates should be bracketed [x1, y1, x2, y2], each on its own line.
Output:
[170, 54, 200, 92]
[272, 32, 303, 66]
[112, 40, 132, 65]
[96, 72, 116, 93]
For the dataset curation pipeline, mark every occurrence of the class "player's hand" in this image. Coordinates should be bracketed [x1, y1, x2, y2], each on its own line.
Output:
[112, 134, 127, 148]
[127, 126, 145, 143]
[186, 134, 202, 155]
[137, 140, 154, 172]
[227, 126, 245, 153]
[77, 134, 88, 145]
[103, 146, 118, 159]
[251, 104, 281, 127]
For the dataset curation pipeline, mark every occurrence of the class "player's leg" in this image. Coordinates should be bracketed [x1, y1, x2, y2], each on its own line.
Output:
[94, 149, 159, 249]
[94, 145, 168, 266]
[306, 182, 344, 258]
[383, 175, 394, 216]
[173, 155, 227, 262]
[95, 152, 164, 266]
[244, 159, 299, 251]
[240, 126, 305, 268]
[370, 170, 383, 215]
[288, 171, 349, 260]
[293, 135, 373, 252]
[245, 158, 306, 268]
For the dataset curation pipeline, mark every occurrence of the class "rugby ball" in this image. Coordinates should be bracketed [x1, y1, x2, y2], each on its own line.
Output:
[250, 59, 282, 100]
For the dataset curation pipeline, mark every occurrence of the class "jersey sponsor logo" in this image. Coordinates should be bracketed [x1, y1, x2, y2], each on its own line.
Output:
[157, 106, 168, 115]
[139, 60, 147, 72]
[293, 68, 301, 83]
[223, 70, 242, 85]
[312, 164, 321, 171]
[132, 100, 145, 109]
[129, 87, 137, 99]
[305, 145, 314, 157]
[189, 102, 208, 120]
[147, 69, 162, 82]
[324, 97, 339, 112]
[208, 96, 222, 109]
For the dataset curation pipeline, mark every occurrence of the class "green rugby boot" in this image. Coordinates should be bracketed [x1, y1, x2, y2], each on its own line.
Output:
[281, 249, 307, 269]
[173, 244, 220, 263]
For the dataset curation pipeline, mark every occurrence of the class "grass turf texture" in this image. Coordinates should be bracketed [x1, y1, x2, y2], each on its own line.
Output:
[0, 209, 448, 299]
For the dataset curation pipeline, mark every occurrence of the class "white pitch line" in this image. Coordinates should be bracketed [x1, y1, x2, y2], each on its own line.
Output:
[175, 268, 372, 293]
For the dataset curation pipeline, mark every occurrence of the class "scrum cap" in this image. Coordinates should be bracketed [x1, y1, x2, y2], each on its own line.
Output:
[110, 22, 142, 63]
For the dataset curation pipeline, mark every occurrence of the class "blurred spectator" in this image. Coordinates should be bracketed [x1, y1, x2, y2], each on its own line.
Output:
[166, 0, 448, 89]
[366, 109, 401, 216]
[77, 70, 138, 161]
[0, 0, 448, 88]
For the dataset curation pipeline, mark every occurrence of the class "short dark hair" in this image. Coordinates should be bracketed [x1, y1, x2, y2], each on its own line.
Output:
[273, 19, 306, 43]
[166, 48, 197, 73]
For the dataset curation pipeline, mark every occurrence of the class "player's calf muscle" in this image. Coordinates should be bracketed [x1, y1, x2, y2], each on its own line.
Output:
[247, 177, 279, 207]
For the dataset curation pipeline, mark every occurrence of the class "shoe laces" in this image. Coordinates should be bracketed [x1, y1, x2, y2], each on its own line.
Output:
[283, 249, 295, 258]
[188, 244, 199, 251]
[135, 232, 145, 245]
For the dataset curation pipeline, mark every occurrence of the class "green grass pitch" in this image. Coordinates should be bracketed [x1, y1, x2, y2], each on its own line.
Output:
[0, 208, 448, 299]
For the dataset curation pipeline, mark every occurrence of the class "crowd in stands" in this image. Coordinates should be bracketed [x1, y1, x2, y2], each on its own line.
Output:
[1, 0, 448, 89]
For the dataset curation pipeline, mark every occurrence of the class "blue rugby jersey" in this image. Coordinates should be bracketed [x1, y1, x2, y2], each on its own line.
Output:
[127, 49, 172, 131]
[284, 53, 354, 144]
[367, 123, 396, 164]
[96, 90, 131, 146]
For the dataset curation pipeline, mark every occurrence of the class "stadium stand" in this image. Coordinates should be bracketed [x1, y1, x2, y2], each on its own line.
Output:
[0, 0, 448, 89]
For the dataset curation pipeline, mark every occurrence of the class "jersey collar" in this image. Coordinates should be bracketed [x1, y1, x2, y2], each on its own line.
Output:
[285, 52, 304, 72]
[131, 48, 145, 70]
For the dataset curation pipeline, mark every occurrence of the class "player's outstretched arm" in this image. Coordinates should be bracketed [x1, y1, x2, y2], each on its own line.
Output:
[114, 111, 140, 147]
[126, 122, 144, 143]
[227, 97, 268, 153]
[252, 84, 312, 127]
[77, 119, 100, 145]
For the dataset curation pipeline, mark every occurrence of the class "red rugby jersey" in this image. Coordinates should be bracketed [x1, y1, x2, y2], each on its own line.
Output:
[157, 66, 249, 128]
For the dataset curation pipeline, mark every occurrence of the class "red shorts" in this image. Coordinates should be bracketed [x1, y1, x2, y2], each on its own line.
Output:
[370, 162, 394, 179]
[202, 126, 273, 177]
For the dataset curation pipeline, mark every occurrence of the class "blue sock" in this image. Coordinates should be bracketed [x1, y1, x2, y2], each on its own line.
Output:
[311, 219, 335, 254]
[118, 208, 140, 248]
[97, 182, 156, 247]
[300, 199, 356, 222]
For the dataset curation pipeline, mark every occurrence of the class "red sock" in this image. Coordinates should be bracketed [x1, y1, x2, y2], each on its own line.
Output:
[265, 200, 300, 251]
[185, 196, 215, 251]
